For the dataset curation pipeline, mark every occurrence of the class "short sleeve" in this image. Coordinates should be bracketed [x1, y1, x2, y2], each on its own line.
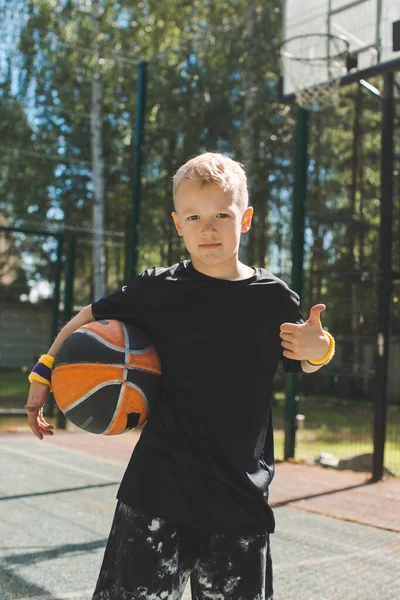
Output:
[280, 287, 304, 373]
[91, 275, 143, 325]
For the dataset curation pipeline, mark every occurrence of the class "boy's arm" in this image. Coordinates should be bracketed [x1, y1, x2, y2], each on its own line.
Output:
[280, 304, 334, 373]
[300, 360, 325, 373]
[25, 304, 95, 439]
[47, 304, 95, 356]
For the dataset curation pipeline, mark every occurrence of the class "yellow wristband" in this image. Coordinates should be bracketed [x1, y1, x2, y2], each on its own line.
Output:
[39, 354, 55, 369]
[306, 331, 335, 366]
[28, 372, 52, 391]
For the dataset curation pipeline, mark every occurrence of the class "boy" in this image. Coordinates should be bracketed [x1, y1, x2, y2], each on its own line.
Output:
[26, 153, 334, 600]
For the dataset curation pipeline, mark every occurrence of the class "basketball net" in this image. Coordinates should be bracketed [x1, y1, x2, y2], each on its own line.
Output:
[281, 34, 349, 110]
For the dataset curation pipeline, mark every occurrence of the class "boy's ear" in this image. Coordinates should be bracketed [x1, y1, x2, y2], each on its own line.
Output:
[171, 212, 183, 236]
[241, 206, 254, 233]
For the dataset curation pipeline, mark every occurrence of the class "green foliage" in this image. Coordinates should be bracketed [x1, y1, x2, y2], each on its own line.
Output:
[1, 0, 399, 345]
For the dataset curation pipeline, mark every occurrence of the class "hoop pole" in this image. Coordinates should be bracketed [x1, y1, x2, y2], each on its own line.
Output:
[284, 106, 309, 460]
[372, 70, 394, 482]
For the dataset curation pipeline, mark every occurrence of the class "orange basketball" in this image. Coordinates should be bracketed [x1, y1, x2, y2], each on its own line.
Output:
[52, 320, 161, 435]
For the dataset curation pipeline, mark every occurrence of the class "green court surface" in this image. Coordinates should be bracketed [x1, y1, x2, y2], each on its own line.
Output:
[0, 433, 399, 600]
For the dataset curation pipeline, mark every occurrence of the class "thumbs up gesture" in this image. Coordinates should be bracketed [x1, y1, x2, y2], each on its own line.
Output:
[280, 304, 330, 362]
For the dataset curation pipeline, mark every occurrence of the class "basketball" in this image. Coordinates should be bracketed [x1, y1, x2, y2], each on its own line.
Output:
[52, 320, 161, 435]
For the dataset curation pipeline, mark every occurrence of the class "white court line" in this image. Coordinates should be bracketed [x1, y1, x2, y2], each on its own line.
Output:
[16, 591, 93, 600]
[0, 444, 118, 483]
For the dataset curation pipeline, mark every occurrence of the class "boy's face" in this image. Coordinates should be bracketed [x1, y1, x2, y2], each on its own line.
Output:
[172, 179, 253, 274]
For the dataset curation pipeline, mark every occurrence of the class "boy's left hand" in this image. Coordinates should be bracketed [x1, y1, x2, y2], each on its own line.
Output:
[280, 304, 330, 361]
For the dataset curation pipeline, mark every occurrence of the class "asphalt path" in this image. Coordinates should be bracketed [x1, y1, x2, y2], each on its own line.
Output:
[0, 435, 399, 600]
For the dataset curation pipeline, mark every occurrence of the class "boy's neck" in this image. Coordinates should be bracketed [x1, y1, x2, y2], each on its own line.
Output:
[190, 258, 255, 281]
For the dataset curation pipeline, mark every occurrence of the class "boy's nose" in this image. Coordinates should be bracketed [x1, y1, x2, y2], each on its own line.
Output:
[202, 219, 217, 233]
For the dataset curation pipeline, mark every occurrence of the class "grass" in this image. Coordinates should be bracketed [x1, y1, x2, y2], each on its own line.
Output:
[1, 370, 30, 398]
[1, 372, 399, 476]
[272, 392, 400, 476]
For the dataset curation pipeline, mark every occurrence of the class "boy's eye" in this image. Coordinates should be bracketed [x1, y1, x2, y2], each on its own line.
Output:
[186, 214, 229, 220]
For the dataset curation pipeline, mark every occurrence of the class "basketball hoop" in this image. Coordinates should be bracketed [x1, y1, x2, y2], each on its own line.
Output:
[281, 34, 349, 110]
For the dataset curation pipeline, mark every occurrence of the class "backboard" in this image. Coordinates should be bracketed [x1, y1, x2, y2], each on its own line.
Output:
[281, 0, 400, 100]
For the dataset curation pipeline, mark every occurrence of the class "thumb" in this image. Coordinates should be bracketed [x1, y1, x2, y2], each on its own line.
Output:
[307, 304, 326, 326]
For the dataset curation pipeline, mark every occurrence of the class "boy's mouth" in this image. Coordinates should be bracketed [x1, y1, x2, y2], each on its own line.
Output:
[199, 243, 221, 249]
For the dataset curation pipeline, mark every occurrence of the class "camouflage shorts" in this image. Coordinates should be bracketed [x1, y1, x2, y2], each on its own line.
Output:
[92, 501, 273, 600]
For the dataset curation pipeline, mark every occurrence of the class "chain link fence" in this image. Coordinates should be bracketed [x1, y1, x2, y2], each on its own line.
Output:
[272, 80, 400, 477]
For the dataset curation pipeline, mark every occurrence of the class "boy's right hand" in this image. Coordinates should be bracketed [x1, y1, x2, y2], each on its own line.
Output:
[25, 381, 54, 440]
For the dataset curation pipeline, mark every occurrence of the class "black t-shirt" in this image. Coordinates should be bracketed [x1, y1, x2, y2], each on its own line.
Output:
[91, 260, 303, 534]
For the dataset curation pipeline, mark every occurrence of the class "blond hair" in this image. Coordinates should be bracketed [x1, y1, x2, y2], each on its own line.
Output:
[172, 152, 248, 207]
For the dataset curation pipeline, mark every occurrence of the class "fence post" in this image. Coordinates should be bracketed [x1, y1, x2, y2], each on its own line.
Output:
[47, 232, 64, 417]
[284, 106, 309, 460]
[372, 70, 394, 482]
[55, 232, 77, 429]
[126, 60, 147, 282]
